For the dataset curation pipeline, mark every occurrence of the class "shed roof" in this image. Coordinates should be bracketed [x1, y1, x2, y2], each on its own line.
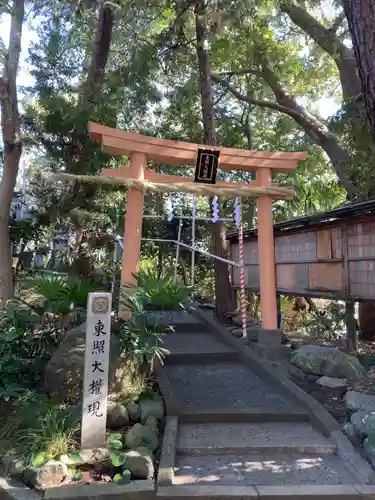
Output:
[227, 198, 375, 242]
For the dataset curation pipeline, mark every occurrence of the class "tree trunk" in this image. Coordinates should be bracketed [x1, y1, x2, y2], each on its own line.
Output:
[358, 301, 375, 341]
[343, 0, 375, 143]
[194, 0, 236, 319]
[0, 0, 25, 302]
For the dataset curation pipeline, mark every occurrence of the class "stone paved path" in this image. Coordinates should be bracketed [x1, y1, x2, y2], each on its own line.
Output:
[156, 310, 374, 499]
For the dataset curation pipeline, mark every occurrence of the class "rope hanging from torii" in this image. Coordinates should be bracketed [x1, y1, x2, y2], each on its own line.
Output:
[234, 197, 247, 338]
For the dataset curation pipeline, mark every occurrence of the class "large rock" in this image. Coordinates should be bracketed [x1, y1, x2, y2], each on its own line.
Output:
[351, 410, 375, 437]
[107, 403, 130, 428]
[363, 437, 375, 468]
[290, 345, 366, 380]
[125, 423, 158, 451]
[125, 447, 154, 479]
[43, 323, 133, 402]
[25, 460, 68, 489]
[139, 396, 164, 423]
[345, 391, 375, 412]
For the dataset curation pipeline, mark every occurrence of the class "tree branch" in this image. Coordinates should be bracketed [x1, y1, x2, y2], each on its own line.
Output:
[212, 72, 357, 198]
[212, 73, 325, 140]
[278, 0, 361, 99]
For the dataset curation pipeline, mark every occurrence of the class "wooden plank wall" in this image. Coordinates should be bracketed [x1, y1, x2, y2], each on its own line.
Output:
[230, 218, 375, 300]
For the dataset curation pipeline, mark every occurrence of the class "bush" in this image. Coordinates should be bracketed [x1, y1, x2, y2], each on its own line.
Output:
[27, 273, 97, 314]
[125, 268, 190, 311]
[0, 304, 59, 402]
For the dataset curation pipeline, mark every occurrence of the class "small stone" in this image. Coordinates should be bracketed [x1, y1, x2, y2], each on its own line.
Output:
[1, 454, 26, 476]
[317, 376, 348, 396]
[127, 401, 141, 422]
[345, 391, 375, 412]
[125, 423, 158, 451]
[342, 422, 359, 445]
[25, 460, 68, 489]
[317, 376, 348, 389]
[125, 447, 154, 479]
[144, 416, 158, 433]
[60, 448, 109, 465]
[107, 403, 129, 428]
[231, 329, 243, 338]
[306, 373, 320, 383]
[139, 397, 164, 423]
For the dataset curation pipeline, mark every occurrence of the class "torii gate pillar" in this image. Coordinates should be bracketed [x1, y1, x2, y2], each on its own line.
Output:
[121, 153, 146, 287]
[257, 168, 278, 330]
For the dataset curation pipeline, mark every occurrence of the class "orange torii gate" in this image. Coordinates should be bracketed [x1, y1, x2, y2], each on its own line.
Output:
[68, 122, 306, 329]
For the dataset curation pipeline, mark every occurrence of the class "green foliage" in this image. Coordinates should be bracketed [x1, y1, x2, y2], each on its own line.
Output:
[60, 450, 83, 465]
[107, 432, 123, 451]
[0, 303, 59, 401]
[1, 392, 79, 465]
[303, 301, 346, 340]
[113, 469, 131, 485]
[114, 314, 169, 370]
[110, 451, 127, 467]
[127, 268, 190, 311]
[28, 274, 97, 314]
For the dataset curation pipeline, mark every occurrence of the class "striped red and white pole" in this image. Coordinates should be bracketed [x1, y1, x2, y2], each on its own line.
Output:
[234, 197, 247, 338]
[238, 221, 247, 338]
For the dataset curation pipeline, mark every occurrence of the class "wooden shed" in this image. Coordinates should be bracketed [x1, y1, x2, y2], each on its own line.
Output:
[227, 200, 375, 300]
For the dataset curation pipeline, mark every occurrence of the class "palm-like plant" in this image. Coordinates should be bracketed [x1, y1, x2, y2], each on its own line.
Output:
[127, 268, 190, 311]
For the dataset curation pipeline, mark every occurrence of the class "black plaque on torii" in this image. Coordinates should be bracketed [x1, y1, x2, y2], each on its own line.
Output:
[194, 148, 220, 184]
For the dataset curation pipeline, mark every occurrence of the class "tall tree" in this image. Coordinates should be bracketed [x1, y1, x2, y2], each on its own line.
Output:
[194, 0, 236, 318]
[0, 0, 25, 300]
[342, 0, 375, 143]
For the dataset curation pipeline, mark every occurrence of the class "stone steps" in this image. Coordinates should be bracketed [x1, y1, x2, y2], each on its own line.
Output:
[176, 422, 337, 456]
[172, 452, 356, 486]
[156, 313, 370, 498]
[163, 362, 301, 414]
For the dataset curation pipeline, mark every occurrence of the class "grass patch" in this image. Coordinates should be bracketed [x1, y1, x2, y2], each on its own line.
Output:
[0, 391, 79, 466]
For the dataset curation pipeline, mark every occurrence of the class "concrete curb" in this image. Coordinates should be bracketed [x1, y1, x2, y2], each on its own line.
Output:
[157, 417, 178, 486]
[192, 307, 375, 486]
[157, 485, 258, 498]
[157, 483, 375, 498]
[0, 469, 155, 500]
[155, 364, 178, 416]
[0, 471, 40, 500]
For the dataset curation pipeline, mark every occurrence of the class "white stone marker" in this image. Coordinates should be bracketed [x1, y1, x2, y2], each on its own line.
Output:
[81, 292, 112, 449]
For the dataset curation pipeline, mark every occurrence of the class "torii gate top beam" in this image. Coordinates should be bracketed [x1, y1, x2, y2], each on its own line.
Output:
[88, 122, 307, 173]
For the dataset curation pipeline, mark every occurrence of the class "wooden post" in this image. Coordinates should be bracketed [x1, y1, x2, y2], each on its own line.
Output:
[121, 153, 147, 287]
[256, 168, 278, 330]
[81, 292, 112, 449]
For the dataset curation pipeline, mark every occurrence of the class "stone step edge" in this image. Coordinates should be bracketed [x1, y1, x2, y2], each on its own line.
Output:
[175, 443, 337, 456]
[176, 409, 310, 424]
[157, 484, 373, 498]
